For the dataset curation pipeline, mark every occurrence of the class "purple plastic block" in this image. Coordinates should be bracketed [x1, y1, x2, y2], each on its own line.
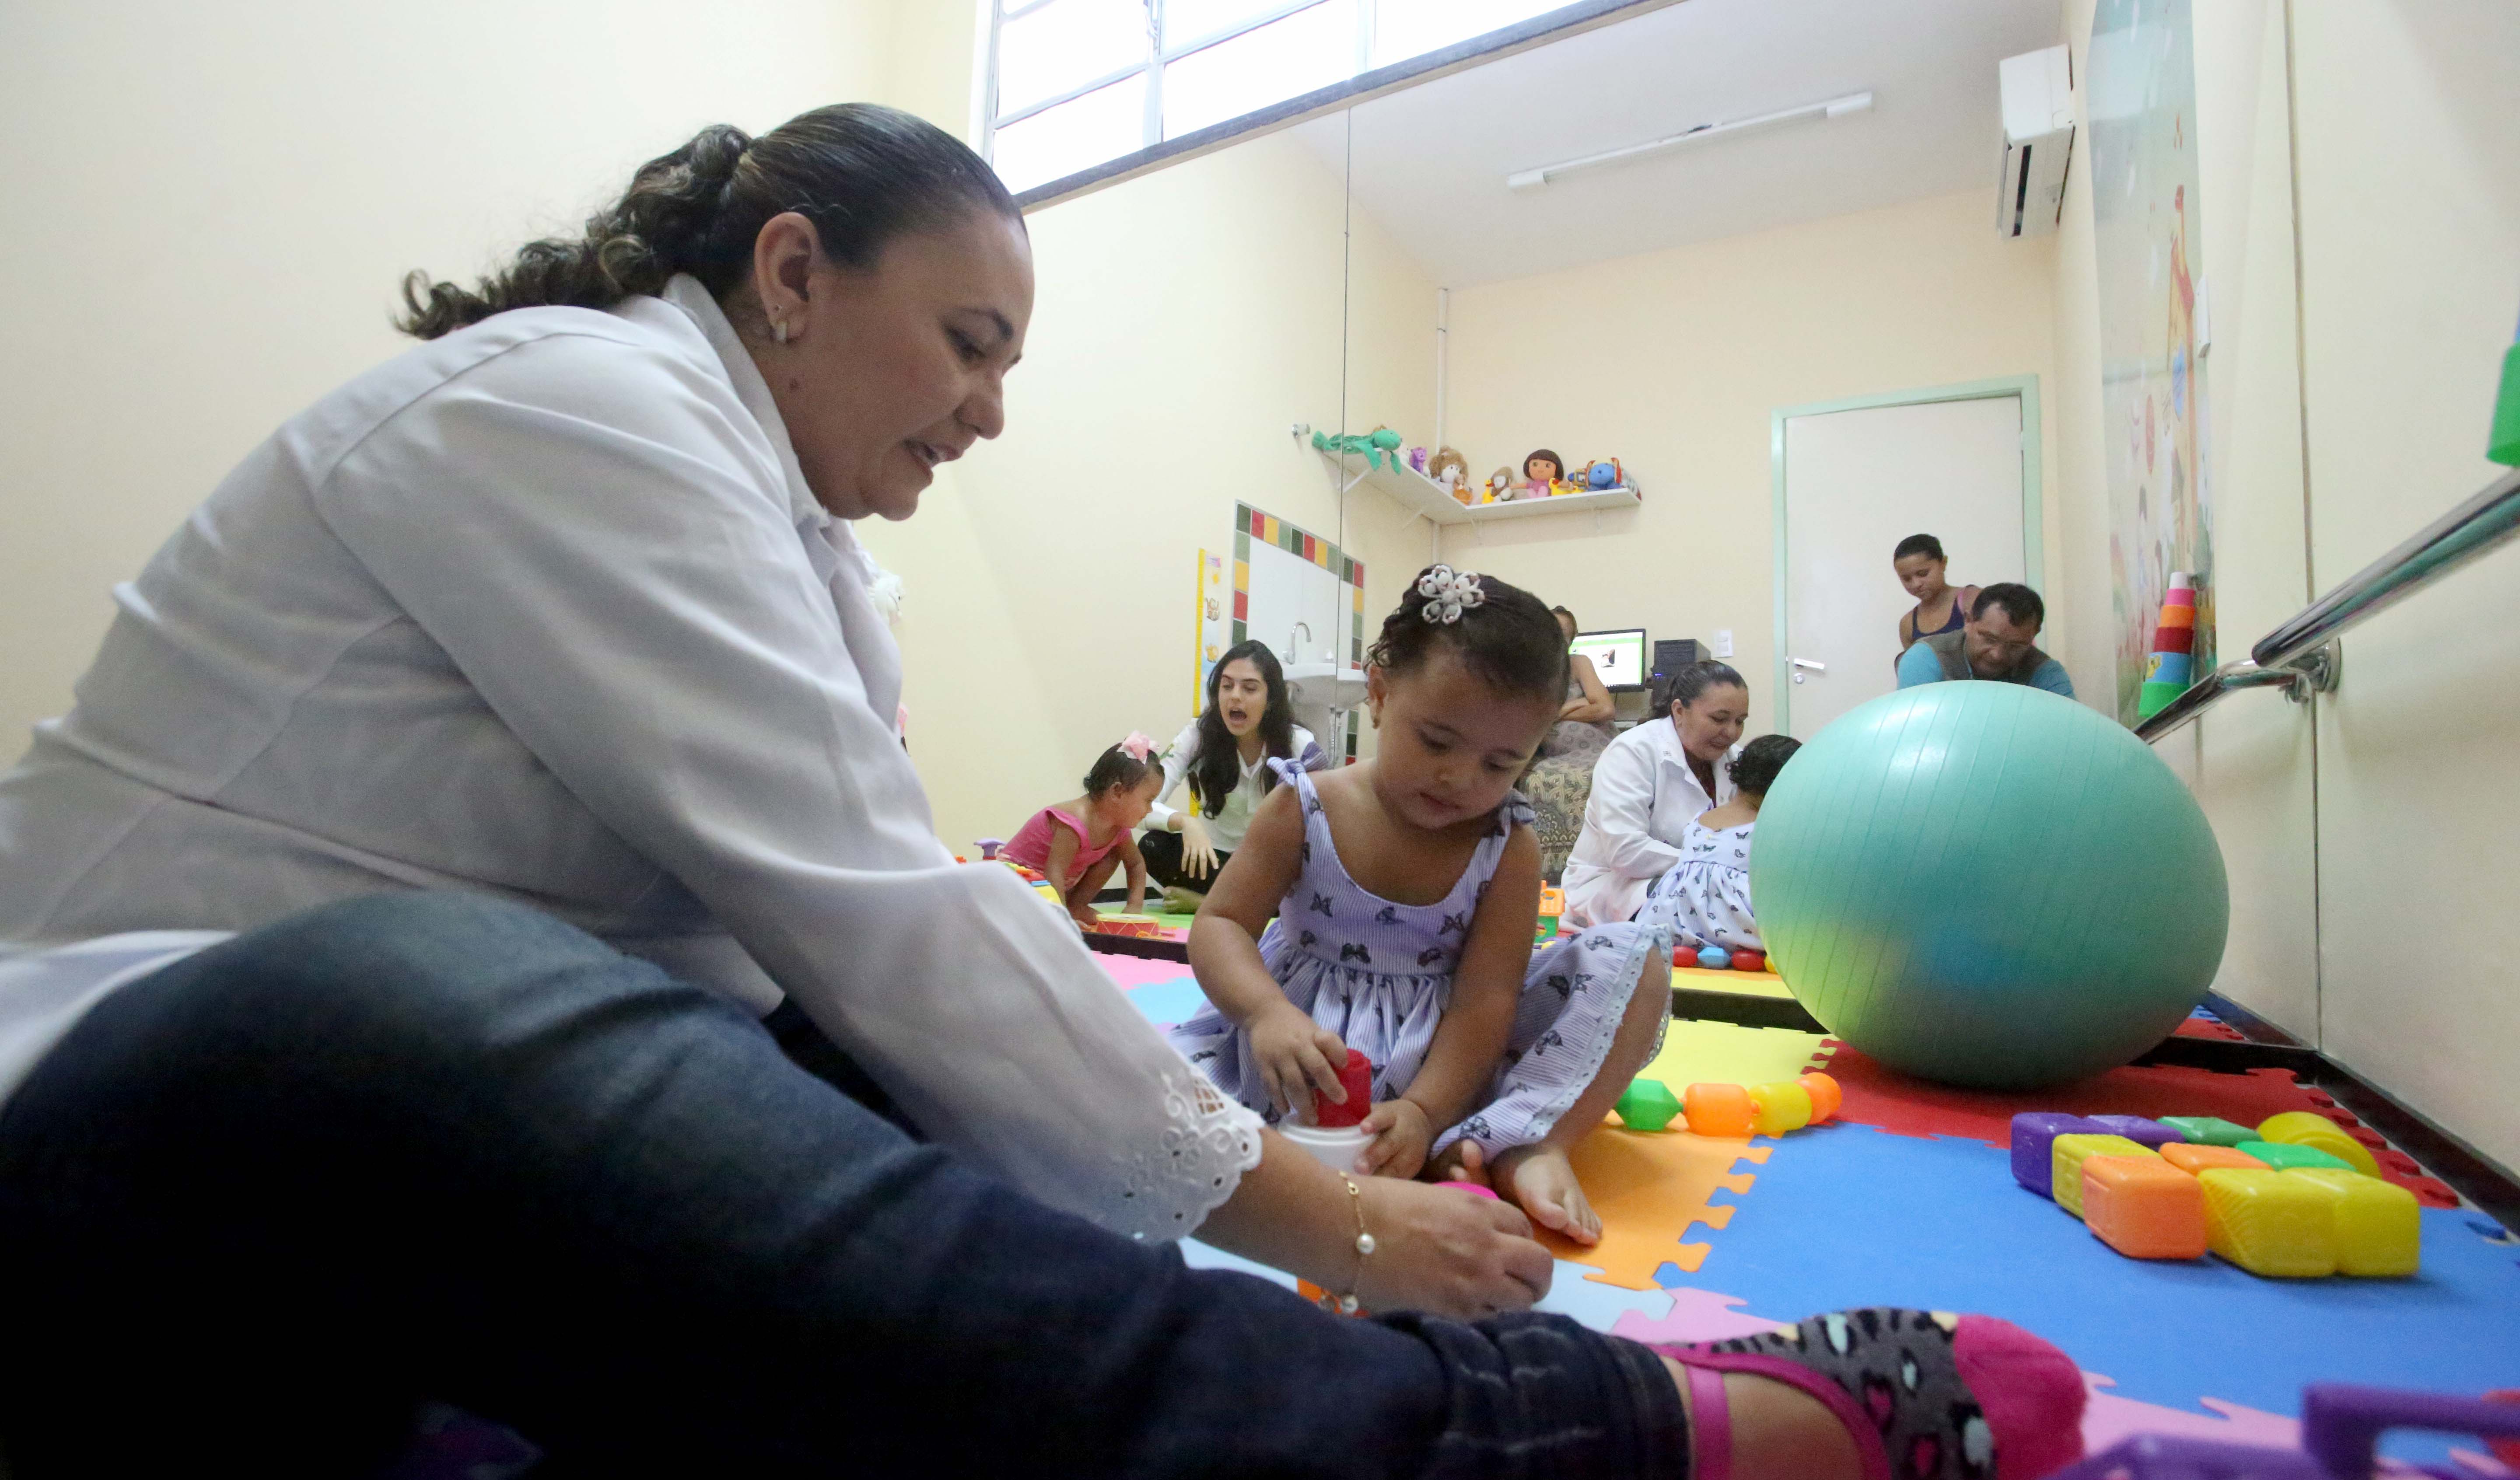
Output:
[2047, 1434, 2322, 1478]
[2047, 1384, 2520, 1480]
[2302, 1383, 2520, 1478]
[2087, 1113, 2184, 1150]
[2009, 1112, 2109, 1197]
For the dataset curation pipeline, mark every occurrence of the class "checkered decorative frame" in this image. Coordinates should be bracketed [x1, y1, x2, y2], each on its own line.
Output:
[1232, 503, 1366, 761]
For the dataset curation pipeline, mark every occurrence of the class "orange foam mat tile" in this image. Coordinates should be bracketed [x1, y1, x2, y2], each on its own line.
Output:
[1540, 1126, 1771, 1290]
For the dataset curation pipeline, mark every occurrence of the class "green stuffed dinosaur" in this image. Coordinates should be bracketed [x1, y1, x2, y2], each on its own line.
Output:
[1311, 426, 1405, 471]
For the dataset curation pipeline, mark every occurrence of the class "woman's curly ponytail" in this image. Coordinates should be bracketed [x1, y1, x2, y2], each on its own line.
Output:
[396, 104, 1017, 339]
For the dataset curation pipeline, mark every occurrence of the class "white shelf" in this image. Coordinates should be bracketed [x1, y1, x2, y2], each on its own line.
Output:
[1320, 449, 1641, 525]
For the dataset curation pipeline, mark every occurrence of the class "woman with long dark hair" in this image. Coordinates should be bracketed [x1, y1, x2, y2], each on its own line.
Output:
[1140, 640, 1329, 907]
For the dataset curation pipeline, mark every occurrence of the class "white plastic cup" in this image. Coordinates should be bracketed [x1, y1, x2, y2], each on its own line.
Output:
[1279, 1122, 1374, 1173]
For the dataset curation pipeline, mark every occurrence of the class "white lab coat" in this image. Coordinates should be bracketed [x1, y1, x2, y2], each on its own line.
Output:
[0, 276, 1260, 1238]
[1560, 720, 1741, 927]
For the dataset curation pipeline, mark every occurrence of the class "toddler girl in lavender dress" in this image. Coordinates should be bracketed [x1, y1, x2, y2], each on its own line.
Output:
[1169, 566, 1671, 1243]
[1640, 733, 1801, 954]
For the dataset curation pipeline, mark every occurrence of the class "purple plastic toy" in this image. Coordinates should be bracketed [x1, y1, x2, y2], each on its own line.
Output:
[2088, 1113, 2187, 1151]
[2010, 1112, 2111, 1197]
[2048, 1385, 2520, 1478]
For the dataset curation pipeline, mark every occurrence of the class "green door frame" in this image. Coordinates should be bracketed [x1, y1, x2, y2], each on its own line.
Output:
[1768, 375, 2045, 735]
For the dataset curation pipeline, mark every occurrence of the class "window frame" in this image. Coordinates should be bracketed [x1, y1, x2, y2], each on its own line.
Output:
[983, 0, 1680, 208]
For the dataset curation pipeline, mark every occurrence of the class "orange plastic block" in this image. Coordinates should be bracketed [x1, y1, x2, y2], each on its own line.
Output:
[1798, 1072, 1842, 1124]
[2082, 1155, 2207, 1260]
[2051, 1134, 2157, 1218]
[2161, 1143, 2268, 1176]
[1684, 1082, 1757, 1138]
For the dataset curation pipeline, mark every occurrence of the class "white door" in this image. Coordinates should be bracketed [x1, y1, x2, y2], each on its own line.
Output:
[1781, 396, 2028, 739]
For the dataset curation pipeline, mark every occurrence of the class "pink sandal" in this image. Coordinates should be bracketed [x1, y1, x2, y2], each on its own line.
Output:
[1650, 1308, 2087, 1480]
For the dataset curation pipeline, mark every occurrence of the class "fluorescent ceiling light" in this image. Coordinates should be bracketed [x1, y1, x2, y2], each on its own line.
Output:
[1506, 90, 1875, 190]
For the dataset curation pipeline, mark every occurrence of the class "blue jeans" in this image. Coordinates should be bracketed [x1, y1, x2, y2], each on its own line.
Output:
[0, 893, 1685, 1477]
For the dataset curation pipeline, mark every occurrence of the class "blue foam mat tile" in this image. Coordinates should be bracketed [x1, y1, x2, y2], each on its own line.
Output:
[1125, 977, 1208, 1029]
[1681, 1121, 2520, 1453]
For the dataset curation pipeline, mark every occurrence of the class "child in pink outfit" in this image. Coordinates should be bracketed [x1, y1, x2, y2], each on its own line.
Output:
[1003, 737, 1166, 928]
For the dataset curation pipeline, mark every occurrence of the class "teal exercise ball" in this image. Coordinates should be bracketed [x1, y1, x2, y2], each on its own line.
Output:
[1751, 684, 2227, 1089]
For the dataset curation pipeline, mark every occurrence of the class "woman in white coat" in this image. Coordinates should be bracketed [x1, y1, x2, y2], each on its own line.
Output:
[0, 106, 1728, 1475]
[1561, 662, 1752, 926]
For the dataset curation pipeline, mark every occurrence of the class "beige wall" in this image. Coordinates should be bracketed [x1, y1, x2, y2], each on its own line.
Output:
[2050, 0, 2520, 1172]
[0, 0, 919, 752]
[2293, 1, 2520, 1172]
[860, 124, 1441, 855]
[1429, 189, 2064, 729]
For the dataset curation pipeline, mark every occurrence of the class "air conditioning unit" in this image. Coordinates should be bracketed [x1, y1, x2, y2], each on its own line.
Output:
[1997, 45, 2075, 238]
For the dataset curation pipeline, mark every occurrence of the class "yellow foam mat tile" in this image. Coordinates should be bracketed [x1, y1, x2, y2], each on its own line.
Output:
[1671, 964, 1797, 1000]
[1642, 1018, 1833, 1089]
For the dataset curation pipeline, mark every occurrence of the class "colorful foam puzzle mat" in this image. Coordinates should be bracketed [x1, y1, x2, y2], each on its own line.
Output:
[1096, 952, 2520, 1468]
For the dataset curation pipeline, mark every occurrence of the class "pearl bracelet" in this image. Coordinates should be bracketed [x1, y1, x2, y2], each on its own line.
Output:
[1332, 1173, 1375, 1315]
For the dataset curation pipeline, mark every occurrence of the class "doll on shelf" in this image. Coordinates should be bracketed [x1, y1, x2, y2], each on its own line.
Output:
[1519, 448, 1574, 498]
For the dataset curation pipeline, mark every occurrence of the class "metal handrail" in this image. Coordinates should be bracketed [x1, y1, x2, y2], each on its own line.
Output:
[2137, 465, 2520, 742]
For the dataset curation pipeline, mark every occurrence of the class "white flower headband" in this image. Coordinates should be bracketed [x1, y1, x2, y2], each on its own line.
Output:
[1416, 564, 1487, 625]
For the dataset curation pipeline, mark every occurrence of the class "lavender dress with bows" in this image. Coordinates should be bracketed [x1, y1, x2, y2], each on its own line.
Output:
[1168, 761, 1670, 1159]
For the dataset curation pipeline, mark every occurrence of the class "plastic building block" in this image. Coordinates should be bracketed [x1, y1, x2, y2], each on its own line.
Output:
[2012, 1113, 2110, 1197]
[2236, 1141, 2353, 1173]
[1615, 1078, 1682, 1132]
[1315, 1049, 1374, 1129]
[2082, 1154, 2208, 1260]
[2160, 1115, 2255, 1147]
[1797, 1072, 1842, 1124]
[1697, 946, 1732, 970]
[1730, 949, 1765, 971]
[2256, 1111, 2381, 1176]
[2198, 1169, 2338, 1278]
[1684, 1082, 1757, 1138]
[2288, 1169, 2420, 1277]
[2160, 1142, 2268, 1175]
[1747, 1080, 1813, 1136]
[2087, 1114, 2184, 1150]
[2051, 1134, 2157, 1217]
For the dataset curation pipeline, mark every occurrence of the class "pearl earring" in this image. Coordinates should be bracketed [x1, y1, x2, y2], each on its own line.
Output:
[771, 317, 790, 345]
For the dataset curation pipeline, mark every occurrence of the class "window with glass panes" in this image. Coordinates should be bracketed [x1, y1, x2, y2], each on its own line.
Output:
[986, 0, 1574, 194]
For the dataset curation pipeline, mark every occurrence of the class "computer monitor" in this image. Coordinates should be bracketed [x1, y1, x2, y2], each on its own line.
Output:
[1571, 628, 1648, 690]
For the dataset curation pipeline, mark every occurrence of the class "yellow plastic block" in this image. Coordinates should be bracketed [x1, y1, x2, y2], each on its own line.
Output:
[2287, 1169, 2421, 1277]
[2198, 1169, 2337, 1278]
[2052, 1134, 2157, 1218]
[2254, 1111, 2381, 1176]
[1747, 1081, 1813, 1136]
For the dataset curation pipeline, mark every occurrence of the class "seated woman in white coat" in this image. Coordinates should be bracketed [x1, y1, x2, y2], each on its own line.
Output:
[1560, 661, 1750, 927]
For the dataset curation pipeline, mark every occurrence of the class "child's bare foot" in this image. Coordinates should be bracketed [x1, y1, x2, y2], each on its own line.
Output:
[1491, 1144, 1601, 1245]
[1161, 885, 1205, 915]
[1425, 1138, 1489, 1185]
